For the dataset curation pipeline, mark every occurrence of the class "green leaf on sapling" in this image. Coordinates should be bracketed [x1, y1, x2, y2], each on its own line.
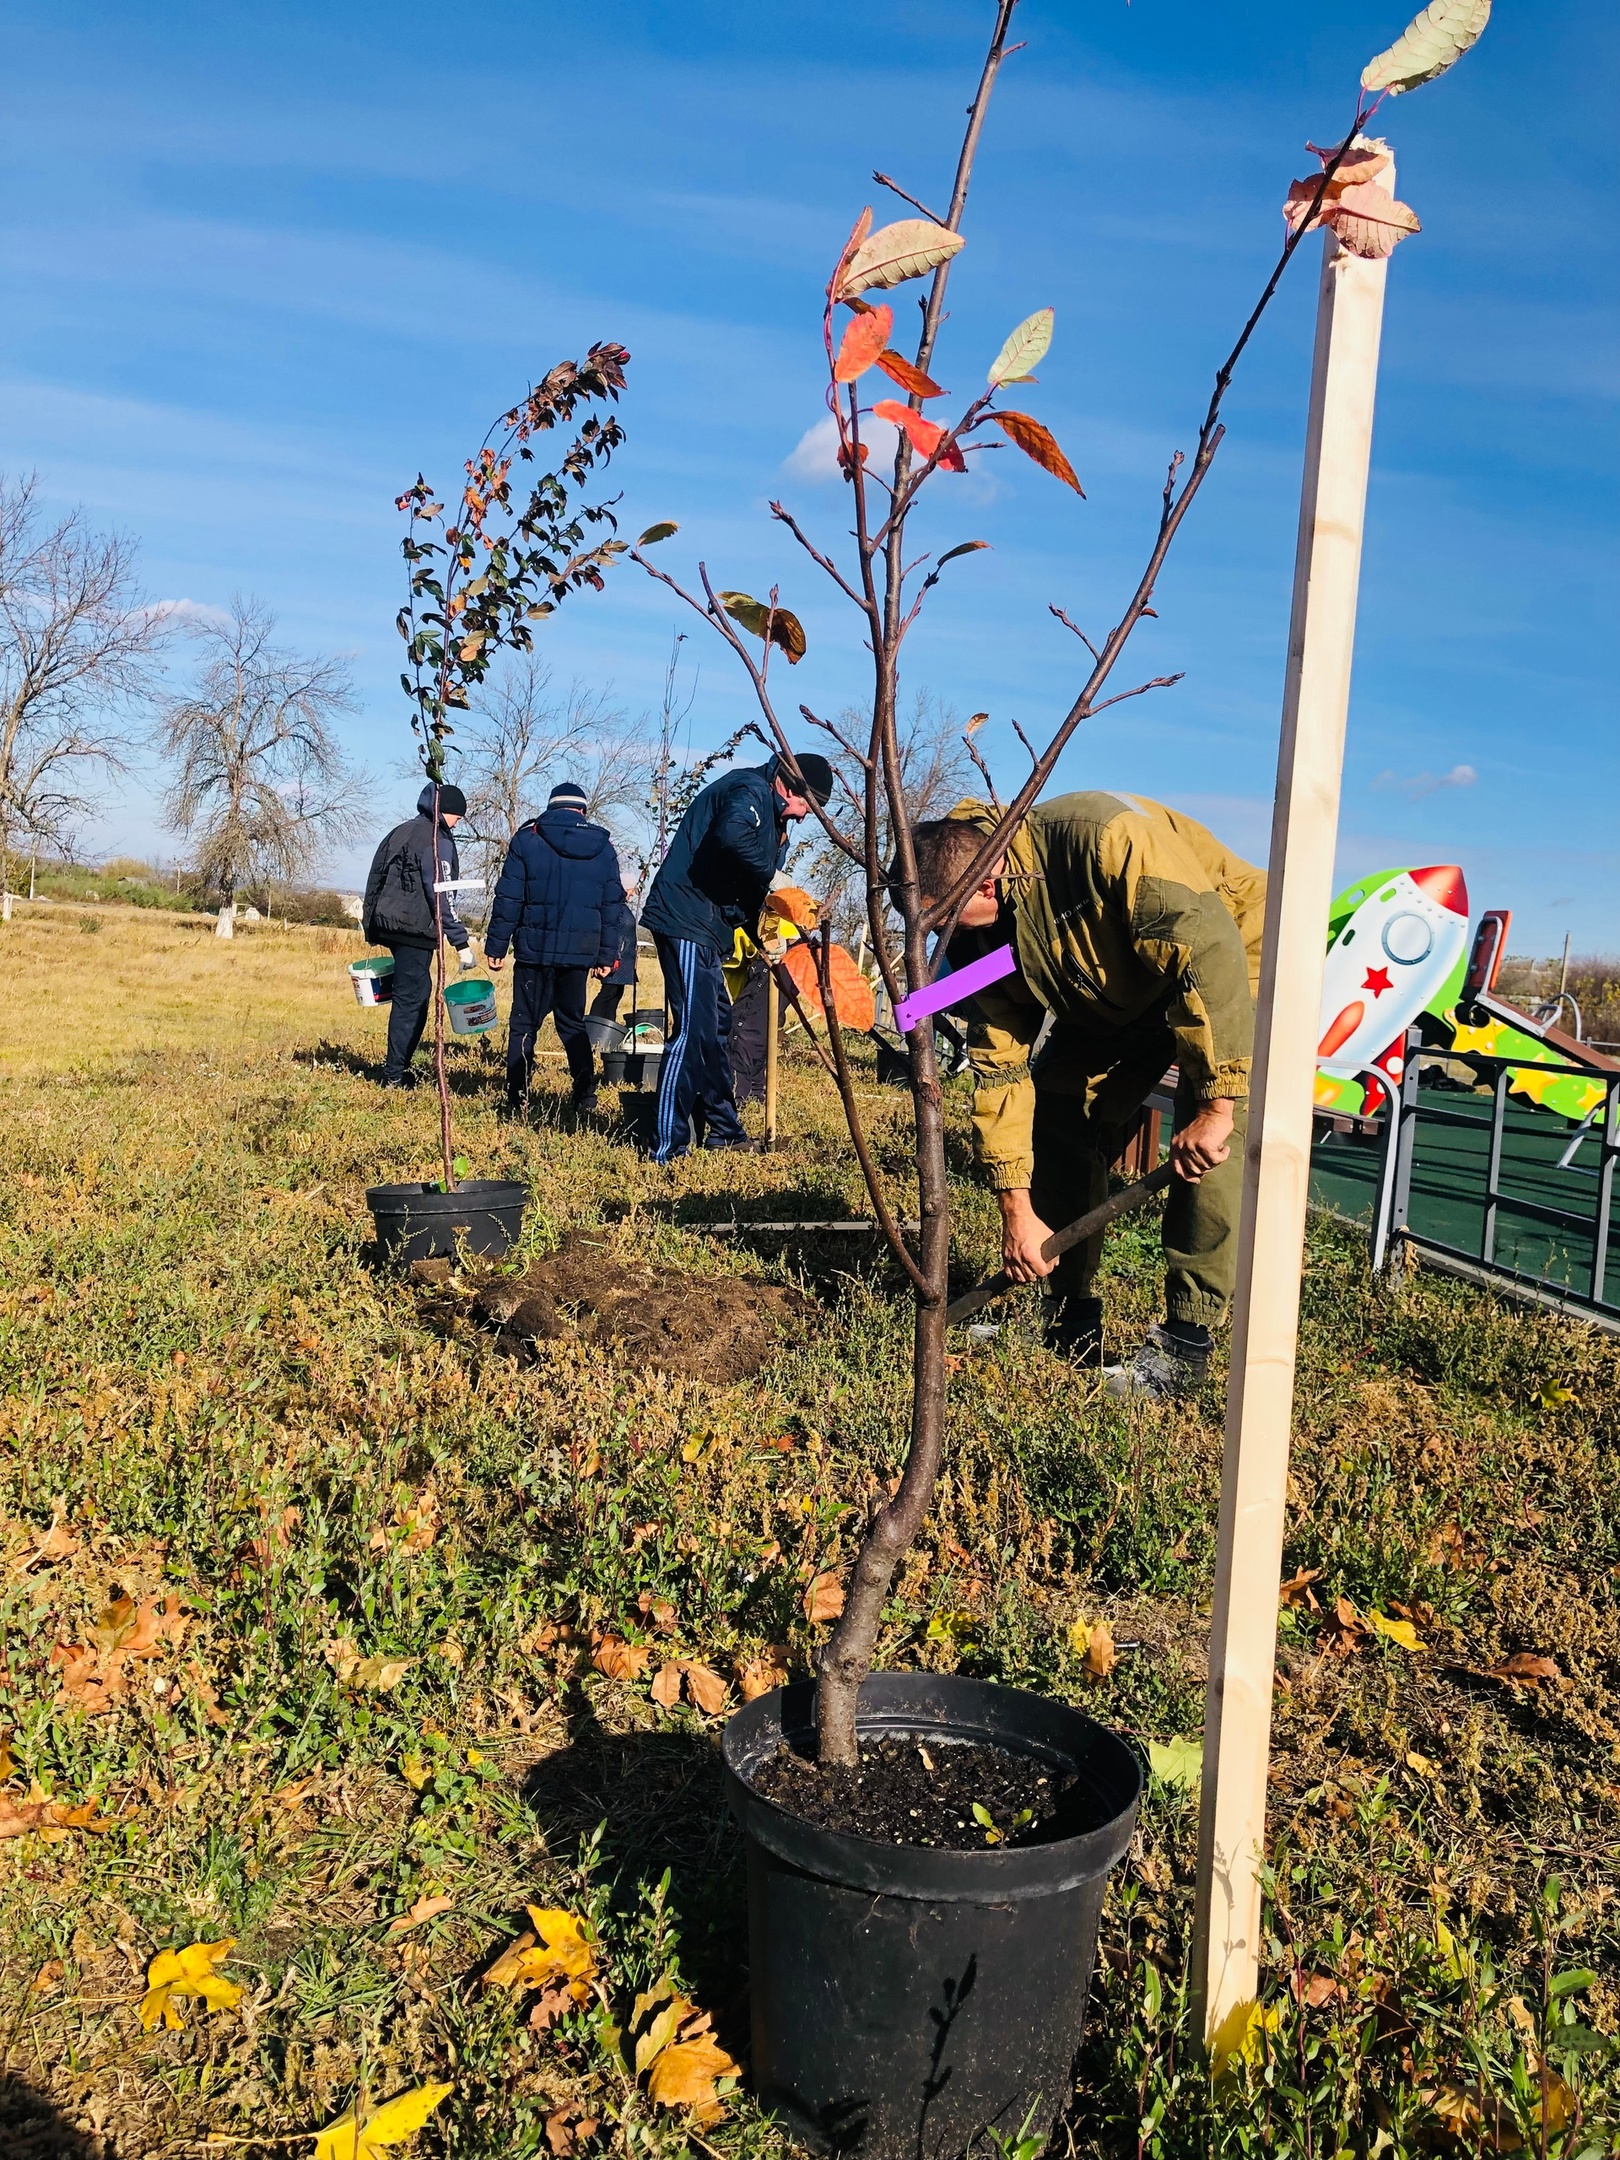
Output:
[987, 307, 1054, 387]
[1361, 0, 1491, 96]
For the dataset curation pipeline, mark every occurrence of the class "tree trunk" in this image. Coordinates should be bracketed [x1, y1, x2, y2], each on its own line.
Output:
[215, 901, 235, 939]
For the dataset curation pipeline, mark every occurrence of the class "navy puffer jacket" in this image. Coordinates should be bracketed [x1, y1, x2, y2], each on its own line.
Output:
[484, 808, 631, 969]
[641, 759, 787, 954]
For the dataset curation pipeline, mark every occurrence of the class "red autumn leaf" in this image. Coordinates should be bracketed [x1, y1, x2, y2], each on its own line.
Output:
[870, 401, 967, 473]
[873, 350, 945, 399]
[1325, 181, 1422, 261]
[991, 411, 1084, 495]
[834, 306, 893, 383]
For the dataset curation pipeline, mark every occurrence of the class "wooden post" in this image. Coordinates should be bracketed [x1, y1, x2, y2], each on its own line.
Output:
[764, 970, 780, 1151]
[1191, 192, 1393, 2042]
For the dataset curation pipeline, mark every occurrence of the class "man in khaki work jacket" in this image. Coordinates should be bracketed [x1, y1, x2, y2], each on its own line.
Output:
[912, 791, 1265, 1397]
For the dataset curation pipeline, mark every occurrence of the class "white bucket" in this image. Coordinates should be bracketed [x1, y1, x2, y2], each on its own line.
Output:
[350, 957, 395, 1007]
[444, 977, 499, 1035]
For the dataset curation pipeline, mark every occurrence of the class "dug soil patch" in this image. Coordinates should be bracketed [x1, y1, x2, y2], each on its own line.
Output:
[471, 1234, 815, 1382]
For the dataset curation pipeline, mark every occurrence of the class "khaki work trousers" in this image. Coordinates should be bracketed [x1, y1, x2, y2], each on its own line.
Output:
[1028, 1019, 1247, 1329]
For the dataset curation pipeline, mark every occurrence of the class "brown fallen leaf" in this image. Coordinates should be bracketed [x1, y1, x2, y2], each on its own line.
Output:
[683, 1661, 729, 1716]
[593, 1636, 651, 1682]
[637, 1591, 678, 1633]
[51, 1641, 125, 1715]
[651, 1663, 684, 1710]
[31, 1959, 64, 1996]
[804, 1572, 845, 1625]
[1298, 1971, 1340, 2009]
[1278, 1566, 1322, 1611]
[736, 1645, 790, 1702]
[0, 1793, 47, 1839]
[1083, 1617, 1117, 1681]
[387, 1893, 454, 1936]
[1488, 1652, 1561, 1688]
[21, 1516, 81, 1572]
[529, 1983, 577, 2031]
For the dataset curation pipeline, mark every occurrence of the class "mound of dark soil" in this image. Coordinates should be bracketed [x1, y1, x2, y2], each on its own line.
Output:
[753, 1736, 1110, 1850]
[471, 1233, 815, 1382]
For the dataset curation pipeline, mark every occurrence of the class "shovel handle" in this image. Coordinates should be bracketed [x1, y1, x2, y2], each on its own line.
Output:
[945, 1160, 1176, 1326]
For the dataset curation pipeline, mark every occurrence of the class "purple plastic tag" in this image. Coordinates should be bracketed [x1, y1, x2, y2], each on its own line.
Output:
[893, 943, 1017, 1035]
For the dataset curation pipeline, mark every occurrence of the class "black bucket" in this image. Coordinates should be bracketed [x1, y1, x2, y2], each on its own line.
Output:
[722, 1673, 1141, 2160]
[601, 1050, 629, 1087]
[365, 1179, 527, 1264]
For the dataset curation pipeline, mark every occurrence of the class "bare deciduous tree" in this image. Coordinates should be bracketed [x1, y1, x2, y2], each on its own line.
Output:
[158, 597, 366, 937]
[0, 475, 169, 889]
[455, 654, 652, 895]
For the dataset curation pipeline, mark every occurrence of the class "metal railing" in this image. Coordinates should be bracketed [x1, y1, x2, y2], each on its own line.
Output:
[1366, 1023, 1620, 1325]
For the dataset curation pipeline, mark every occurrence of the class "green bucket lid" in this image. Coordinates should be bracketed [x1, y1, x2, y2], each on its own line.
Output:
[445, 977, 495, 1004]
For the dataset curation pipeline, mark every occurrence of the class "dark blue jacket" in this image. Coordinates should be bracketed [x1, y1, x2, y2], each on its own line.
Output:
[484, 807, 630, 969]
[363, 798, 471, 951]
[641, 759, 788, 954]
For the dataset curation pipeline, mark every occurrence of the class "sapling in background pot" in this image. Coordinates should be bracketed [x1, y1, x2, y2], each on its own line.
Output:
[364, 346, 635, 1262]
[630, 0, 1480, 2148]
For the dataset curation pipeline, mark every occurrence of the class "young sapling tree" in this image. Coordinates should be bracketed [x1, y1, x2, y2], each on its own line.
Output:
[631, 0, 1488, 1768]
[394, 344, 632, 1190]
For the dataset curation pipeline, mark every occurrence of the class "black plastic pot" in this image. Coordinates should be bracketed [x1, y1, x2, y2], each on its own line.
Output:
[600, 1050, 628, 1086]
[365, 1179, 527, 1263]
[723, 1673, 1141, 2160]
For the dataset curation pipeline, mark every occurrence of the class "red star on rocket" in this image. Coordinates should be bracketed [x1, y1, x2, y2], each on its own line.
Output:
[1362, 966, 1393, 996]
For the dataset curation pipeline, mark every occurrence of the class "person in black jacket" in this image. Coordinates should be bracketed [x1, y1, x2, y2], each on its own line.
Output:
[640, 750, 832, 1162]
[485, 781, 631, 1115]
[362, 783, 478, 1089]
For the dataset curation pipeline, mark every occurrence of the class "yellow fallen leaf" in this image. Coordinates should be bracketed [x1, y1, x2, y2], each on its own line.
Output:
[635, 1997, 688, 2074]
[1370, 1610, 1421, 1652]
[1404, 1750, 1437, 1778]
[646, 2033, 739, 2118]
[353, 1655, 413, 1692]
[313, 2080, 454, 2160]
[1208, 1997, 1280, 2078]
[1067, 1617, 1091, 1657]
[139, 1938, 243, 2030]
[486, 1908, 597, 2000]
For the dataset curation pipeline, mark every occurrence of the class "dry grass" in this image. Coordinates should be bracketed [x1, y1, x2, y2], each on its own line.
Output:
[0, 908, 1616, 2158]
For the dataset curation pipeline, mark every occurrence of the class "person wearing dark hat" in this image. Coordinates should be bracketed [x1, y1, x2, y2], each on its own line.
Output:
[640, 749, 832, 1161]
[362, 782, 478, 1089]
[484, 781, 632, 1116]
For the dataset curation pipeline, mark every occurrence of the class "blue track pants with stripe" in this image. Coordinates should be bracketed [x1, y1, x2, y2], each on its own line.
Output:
[650, 933, 747, 1162]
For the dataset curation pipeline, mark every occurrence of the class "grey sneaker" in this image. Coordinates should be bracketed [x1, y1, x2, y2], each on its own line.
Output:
[1105, 1323, 1211, 1400]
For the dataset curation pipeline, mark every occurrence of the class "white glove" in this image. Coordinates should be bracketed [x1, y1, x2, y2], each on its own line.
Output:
[457, 946, 479, 972]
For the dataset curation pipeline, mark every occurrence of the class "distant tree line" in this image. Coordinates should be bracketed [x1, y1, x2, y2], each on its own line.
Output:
[0, 467, 989, 936]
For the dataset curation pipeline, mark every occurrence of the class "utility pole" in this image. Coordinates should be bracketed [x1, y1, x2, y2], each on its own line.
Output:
[1191, 175, 1394, 2043]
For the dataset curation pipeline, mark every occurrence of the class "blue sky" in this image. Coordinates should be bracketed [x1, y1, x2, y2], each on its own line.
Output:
[4, 1, 1615, 950]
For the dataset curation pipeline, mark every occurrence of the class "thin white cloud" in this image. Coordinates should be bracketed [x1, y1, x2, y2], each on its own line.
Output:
[150, 596, 233, 628]
[1371, 763, 1478, 801]
[782, 412, 900, 485]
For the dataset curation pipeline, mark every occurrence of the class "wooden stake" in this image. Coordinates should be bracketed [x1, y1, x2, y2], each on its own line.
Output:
[764, 968, 780, 1151]
[1191, 199, 1393, 2043]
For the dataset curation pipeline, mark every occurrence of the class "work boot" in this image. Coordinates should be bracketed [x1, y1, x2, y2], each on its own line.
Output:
[378, 1069, 417, 1091]
[570, 1083, 600, 1116]
[1105, 1320, 1211, 1400]
[1044, 1292, 1104, 1368]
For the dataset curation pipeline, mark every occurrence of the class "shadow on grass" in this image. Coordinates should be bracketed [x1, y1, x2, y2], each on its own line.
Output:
[521, 1692, 749, 2051]
[0, 2075, 98, 2159]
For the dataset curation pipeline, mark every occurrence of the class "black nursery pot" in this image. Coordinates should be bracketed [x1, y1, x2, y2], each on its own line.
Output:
[722, 1673, 1142, 2160]
[365, 1179, 527, 1263]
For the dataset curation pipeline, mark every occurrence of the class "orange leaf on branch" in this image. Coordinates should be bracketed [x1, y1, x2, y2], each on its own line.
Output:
[873, 351, 946, 399]
[780, 941, 876, 1032]
[870, 401, 967, 473]
[991, 411, 1084, 495]
[834, 306, 894, 383]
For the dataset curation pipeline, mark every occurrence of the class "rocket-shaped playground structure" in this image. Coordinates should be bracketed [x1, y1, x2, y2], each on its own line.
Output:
[1316, 864, 1471, 1083]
